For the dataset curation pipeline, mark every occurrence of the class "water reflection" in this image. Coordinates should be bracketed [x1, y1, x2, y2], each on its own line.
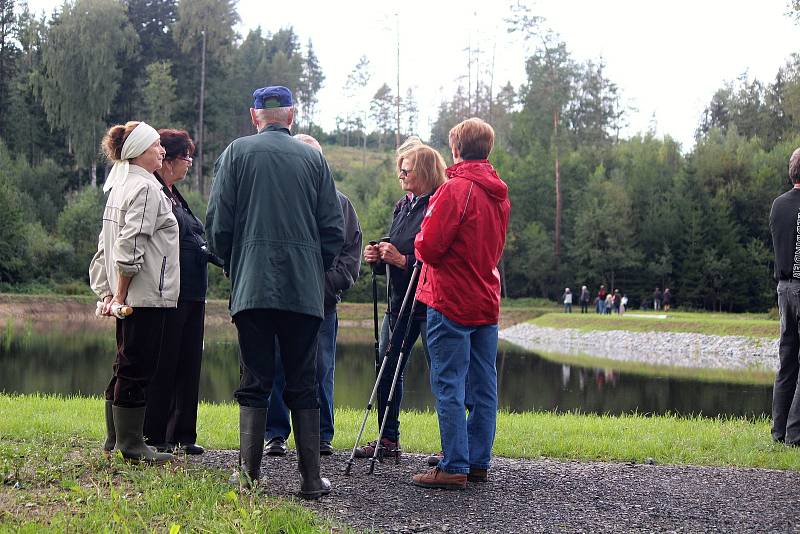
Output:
[0, 326, 772, 418]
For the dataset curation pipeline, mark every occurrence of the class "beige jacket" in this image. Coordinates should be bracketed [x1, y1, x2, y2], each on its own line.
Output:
[89, 165, 180, 308]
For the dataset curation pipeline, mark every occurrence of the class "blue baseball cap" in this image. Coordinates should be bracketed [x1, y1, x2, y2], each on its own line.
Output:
[252, 86, 293, 109]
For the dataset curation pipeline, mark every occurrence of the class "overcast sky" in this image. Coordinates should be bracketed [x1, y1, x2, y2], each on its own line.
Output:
[23, 0, 800, 151]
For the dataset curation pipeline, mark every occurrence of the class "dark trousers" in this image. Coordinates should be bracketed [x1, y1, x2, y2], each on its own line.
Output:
[144, 300, 205, 445]
[233, 309, 322, 410]
[105, 307, 168, 408]
[377, 312, 428, 442]
[266, 310, 338, 443]
[774, 280, 800, 443]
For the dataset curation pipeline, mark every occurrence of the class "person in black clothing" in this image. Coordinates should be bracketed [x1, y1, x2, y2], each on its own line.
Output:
[355, 142, 447, 459]
[579, 285, 590, 313]
[653, 287, 663, 311]
[769, 147, 800, 446]
[613, 289, 622, 314]
[663, 288, 672, 312]
[144, 129, 221, 455]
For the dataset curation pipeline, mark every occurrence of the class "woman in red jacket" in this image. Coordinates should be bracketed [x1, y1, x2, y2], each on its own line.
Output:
[411, 118, 510, 490]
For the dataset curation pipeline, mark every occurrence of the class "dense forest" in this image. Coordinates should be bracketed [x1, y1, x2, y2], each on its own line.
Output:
[1, 0, 799, 311]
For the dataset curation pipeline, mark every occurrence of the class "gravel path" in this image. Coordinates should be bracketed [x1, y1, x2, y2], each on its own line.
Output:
[192, 449, 800, 533]
[500, 323, 779, 372]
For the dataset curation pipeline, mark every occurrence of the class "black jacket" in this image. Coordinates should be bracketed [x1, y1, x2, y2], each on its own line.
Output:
[375, 193, 430, 321]
[324, 191, 362, 313]
[770, 187, 800, 281]
[158, 178, 208, 302]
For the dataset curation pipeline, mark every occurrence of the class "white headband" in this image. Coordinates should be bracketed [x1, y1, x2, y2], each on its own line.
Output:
[103, 122, 160, 192]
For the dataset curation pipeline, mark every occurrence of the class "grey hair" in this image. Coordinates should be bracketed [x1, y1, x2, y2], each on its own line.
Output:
[254, 106, 293, 127]
[790, 147, 800, 184]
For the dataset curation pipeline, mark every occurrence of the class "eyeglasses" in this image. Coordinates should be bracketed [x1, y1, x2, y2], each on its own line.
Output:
[177, 156, 193, 163]
[399, 168, 414, 177]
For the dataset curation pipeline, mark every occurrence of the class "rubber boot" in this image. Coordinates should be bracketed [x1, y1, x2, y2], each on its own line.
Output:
[229, 406, 266, 488]
[291, 409, 331, 500]
[112, 405, 174, 465]
[103, 400, 115, 456]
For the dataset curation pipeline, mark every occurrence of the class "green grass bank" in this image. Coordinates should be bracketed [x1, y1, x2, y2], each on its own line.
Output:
[531, 310, 778, 338]
[3, 393, 799, 530]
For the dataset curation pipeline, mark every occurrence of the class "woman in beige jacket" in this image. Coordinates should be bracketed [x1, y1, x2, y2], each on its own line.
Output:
[89, 121, 179, 465]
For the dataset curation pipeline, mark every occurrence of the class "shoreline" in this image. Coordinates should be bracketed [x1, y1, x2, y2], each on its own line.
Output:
[500, 322, 779, 372]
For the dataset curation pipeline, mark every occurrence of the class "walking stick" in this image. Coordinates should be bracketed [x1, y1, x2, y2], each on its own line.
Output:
[368, 261, 422, 475]
[380, 236, 392, 337]
[343, 261, 422, 476]
[369, 241, 381, 375]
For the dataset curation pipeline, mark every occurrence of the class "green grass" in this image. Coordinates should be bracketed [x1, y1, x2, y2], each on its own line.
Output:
[2, 394, 799, 469]
[3, 394, 800, 530]
[0, 395, 340, 533]
[532, 310, 779, 338]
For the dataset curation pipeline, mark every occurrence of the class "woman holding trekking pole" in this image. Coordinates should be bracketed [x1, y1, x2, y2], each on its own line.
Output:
[354, 143, 446, 459]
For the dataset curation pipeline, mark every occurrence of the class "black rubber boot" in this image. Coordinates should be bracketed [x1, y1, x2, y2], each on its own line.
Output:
[112, 405, 174, 465]
[291, 409, 331, 500]
[229, 406, 266, 488]
[103, 400, 115, 456]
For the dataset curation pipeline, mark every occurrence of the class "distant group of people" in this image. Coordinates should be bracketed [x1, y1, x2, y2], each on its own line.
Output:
[562, 285, 674, 314]
[652, 287, 672, 312]
[562, 285, 627, 315]
[89, 84, 509, 496]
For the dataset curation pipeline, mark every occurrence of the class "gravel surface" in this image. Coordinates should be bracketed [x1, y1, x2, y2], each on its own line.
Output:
[192, 449, 800, 533]
[500, 323, 779, 372]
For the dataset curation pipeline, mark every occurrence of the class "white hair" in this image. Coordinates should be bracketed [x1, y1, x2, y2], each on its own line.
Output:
[254, 106, 293, 128]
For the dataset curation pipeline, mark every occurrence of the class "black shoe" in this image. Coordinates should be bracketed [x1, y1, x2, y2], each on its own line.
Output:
[265, 436, 287, 457]
[179, 443, 205, 455]
[319, 441, 334, 456]
[426, 451, 443, 467]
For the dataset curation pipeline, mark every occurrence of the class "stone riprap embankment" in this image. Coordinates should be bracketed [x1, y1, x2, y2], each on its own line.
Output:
[499, 322, 779, 371]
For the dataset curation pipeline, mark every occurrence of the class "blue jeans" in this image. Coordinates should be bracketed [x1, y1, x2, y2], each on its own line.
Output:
[377, 312, 428, 442]
[597, 299, 606, 314]
[265, 310, 337, 443]
[426, 308, 498, 475]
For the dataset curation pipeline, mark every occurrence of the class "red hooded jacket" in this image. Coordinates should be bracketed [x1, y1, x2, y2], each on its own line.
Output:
[414, 160, 510, 326]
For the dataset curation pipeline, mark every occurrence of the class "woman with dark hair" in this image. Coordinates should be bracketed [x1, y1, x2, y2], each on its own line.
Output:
[354, 143, 447, 460]
[90, 121, 177, 465]
[143, 128, 218, 455]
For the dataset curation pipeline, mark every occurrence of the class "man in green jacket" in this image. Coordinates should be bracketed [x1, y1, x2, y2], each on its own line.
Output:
[206, 86, 344, 499]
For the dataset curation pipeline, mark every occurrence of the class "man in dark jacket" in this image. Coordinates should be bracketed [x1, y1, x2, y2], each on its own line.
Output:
[769, 146, 800, 446]
[264, 134, 362, 458]
[411, 118, 510, 490]
[206, 86, 344, 499]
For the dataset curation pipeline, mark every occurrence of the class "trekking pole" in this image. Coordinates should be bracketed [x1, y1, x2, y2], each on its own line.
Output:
[380, 236, 392, 337]
[343, 260, 422, 476]
[368, 261, 422, 475]
[369, 241, 381, 376]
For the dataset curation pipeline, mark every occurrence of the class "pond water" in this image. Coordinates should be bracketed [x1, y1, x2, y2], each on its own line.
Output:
[0, 325, 772, 418]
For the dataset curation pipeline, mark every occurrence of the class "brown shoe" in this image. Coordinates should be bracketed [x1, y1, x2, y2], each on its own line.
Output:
[411, 467, 467, 490]
[352, 438, 400, 459]
[468, 468, 488, 482]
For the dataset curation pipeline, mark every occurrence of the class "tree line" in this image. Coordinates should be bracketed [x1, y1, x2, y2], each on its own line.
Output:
[0, 0, 797, 311]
